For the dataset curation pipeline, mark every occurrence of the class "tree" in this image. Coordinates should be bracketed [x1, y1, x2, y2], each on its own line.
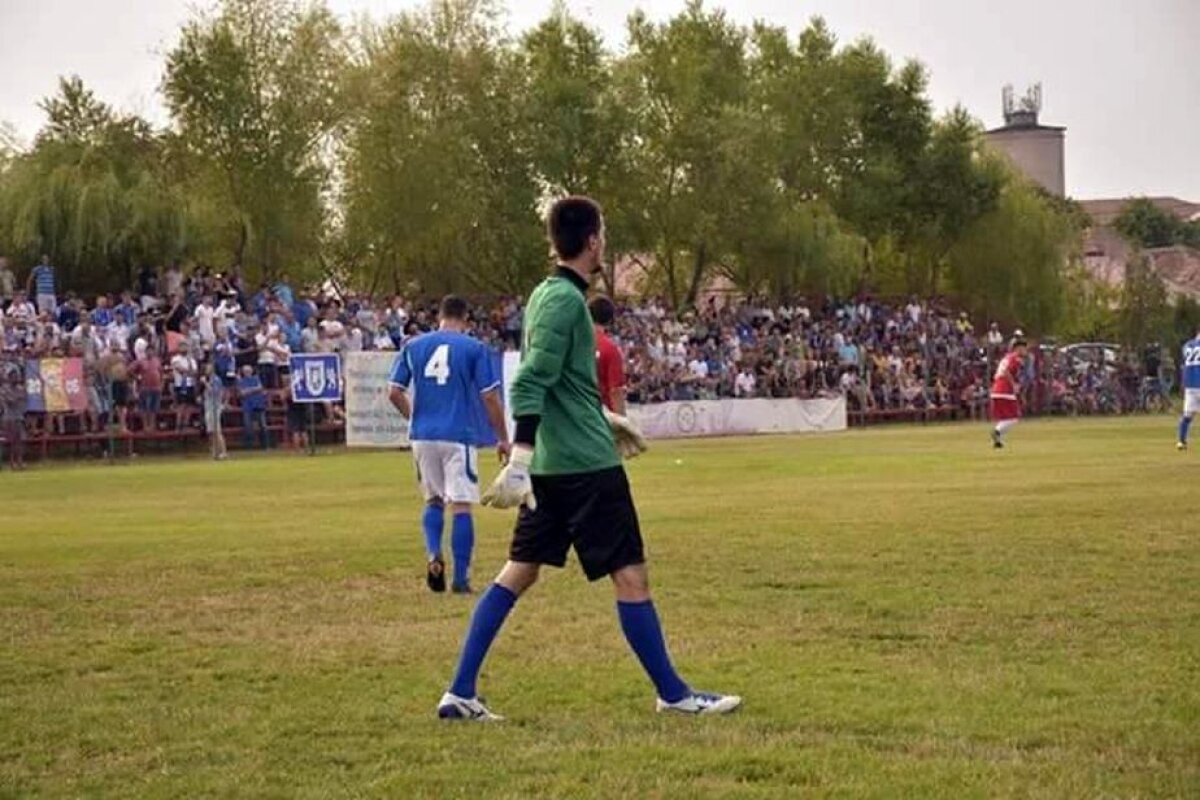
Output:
[1119, 250, 1170, 350]
[946, 181, 1079, 333]
[0, 77, 189, 292]
[1114, 198, 1193, 250]
[616, 0, 754, 308]
[341, 0, 544, 295]
[163, 0, 346, 278]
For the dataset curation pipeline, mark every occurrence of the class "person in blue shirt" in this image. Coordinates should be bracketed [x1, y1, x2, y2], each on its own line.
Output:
[115, 292, 140, 327]
[273, 274, 294, 309]
[237, 365, 269, 450]
[388, 295, 511, 594]
[1177, 327, 1200, 451]
[26, 255, 56, 315]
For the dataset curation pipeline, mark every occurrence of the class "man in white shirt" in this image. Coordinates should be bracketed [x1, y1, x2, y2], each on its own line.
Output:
[255, 328, 291, 389]
[194, 295, 216, 350]
[734, 366, 757, 398]
[6, 291, 36, 324]
[169, 341, 199, 430]
[215, 295, 241, 337]
[687, 351, 709, 380]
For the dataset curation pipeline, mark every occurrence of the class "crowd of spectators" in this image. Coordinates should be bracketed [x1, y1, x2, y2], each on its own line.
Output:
[0, 255, 1161, 465]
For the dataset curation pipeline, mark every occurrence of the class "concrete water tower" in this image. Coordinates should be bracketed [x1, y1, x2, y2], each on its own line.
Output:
[984, 84, 1065, 196]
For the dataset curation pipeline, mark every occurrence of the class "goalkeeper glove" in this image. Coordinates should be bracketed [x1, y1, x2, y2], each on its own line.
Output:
[603, 409, 649, 459]
[481, 446, 537, 510]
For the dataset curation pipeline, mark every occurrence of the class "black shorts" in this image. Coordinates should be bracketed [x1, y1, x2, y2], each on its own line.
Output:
[111, 381, 132, 407]
[510, 466, 645, 582]
[287, 403, 309, 433]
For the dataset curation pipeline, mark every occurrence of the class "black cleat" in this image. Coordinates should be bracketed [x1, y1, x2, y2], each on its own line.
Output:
[427, 557, 446, 593]
[991, 430, 1004, 449]
[451, 582, 473, 595]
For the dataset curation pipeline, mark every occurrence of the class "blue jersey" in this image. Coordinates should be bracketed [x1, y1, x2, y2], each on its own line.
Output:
[389, 331, 499, 444]
[1183, 338, 1200, 389]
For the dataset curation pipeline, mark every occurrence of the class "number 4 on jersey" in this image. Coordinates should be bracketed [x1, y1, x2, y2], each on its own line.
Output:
[424, 343, 452, 385]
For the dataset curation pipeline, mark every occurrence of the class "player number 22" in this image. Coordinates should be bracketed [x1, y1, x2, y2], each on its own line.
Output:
[424, 344, 452, 385]
[1185, 346, 1200, 367]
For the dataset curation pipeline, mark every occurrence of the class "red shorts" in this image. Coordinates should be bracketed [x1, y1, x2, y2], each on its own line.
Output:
[990, 397, 1021, 422]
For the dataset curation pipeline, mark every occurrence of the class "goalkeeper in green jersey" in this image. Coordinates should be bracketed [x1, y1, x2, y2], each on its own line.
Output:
[436, 196, 741, 721]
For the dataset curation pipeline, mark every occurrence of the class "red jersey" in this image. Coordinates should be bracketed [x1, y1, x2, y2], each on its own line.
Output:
[594, 327, 626, 411]
[991, 352, 1023, 399]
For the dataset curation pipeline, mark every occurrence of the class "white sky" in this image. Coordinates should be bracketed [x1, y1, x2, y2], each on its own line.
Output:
[1, 0, 1197, 200]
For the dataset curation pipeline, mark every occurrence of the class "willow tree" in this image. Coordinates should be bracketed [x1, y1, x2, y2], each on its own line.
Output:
[0, 77, 188, 293]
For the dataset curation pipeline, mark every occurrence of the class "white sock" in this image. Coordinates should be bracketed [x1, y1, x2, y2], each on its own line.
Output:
[994, 419, 1018, 437]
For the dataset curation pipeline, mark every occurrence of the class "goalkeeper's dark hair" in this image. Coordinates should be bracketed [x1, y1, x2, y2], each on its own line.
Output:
[439, 294, 469, 321]
[548, 196, 603, 261]
[588, 295, 616, 327]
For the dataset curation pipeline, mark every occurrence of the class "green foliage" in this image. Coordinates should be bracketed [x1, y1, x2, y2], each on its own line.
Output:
[0, 77, 189, 292]
[1115, 197, 1200, 250]
[946, 180, 1080, 334]
[1119, 250, 1171, 349]
[163, 0, 346, 280]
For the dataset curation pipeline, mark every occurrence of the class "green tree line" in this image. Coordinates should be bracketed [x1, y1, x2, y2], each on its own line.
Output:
[0, 0, 1124, 335]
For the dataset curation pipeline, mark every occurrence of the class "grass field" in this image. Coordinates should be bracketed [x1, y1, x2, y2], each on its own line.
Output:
[2, 417, 1197, 799]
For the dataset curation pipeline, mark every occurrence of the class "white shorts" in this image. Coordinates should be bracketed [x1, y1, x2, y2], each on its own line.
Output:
[412, 440, 480, 504]
[1185, 389, 1200, 415]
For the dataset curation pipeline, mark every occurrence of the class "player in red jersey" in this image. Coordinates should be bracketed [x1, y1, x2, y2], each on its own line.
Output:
[588, 295, 627, 414]
[990, 334, 1028, 449]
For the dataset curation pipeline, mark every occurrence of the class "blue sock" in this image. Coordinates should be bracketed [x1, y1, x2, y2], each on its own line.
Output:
[1181, 415, 1193, 444]
[449, 584, 517, 698]
[422, 504, 444, 559]
[617, 600, 690, 703]
[451, 513, 474, 588]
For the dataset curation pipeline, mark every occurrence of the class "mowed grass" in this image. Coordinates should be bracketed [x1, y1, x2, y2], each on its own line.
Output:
[1, 417, 1197, 799]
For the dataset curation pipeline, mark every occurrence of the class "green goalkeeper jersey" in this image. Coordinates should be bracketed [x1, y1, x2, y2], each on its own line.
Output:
[510, 269, 621, 476]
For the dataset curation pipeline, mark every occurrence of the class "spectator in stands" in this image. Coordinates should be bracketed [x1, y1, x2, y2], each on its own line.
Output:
[7, 290, 35, 325]
[84, 358, 110, 434]
[27, 255, 56, 315]
[237, 364, 269, 450]
[255, 326, 290, 389]
[169, 341, 198, 431]
[0, 257, 14, 311]
[100, 348, 132, 434]
[1, 362, 26, 470]
[194, 294, 217, 351]
[200, 363, 228, 460]
[132, 347, 163, 432]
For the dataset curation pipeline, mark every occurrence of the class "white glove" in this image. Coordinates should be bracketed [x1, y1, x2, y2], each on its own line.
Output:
[603, 409, 649, 459]
[481, 446, 537, 510]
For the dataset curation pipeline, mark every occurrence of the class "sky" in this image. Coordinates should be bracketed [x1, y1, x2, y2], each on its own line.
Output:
[1, 0, 1197, 201]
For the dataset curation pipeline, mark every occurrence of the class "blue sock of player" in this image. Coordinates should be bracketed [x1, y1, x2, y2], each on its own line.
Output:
[451, 513, 474, 587]
[1181, 415, 1193, 444]
[449, 584, 517, 698]
[422, 504, 444, 559]
[617, 600, 690, 703]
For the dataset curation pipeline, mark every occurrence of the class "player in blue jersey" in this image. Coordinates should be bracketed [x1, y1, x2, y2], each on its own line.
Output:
[1177, 327, 1200, 452]
[389, 296, 511, 593]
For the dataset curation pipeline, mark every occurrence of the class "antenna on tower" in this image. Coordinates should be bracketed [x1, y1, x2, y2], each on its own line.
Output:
[1002, 82, 1042, 127]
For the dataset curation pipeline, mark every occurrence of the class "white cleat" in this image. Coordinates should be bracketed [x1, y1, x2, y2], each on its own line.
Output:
[436, 692, 504, 722]
[656, 691, 742, 716]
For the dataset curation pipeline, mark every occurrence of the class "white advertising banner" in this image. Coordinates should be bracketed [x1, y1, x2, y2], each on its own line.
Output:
[345, 351, 410, 448]
[627, 397, 847, 440]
